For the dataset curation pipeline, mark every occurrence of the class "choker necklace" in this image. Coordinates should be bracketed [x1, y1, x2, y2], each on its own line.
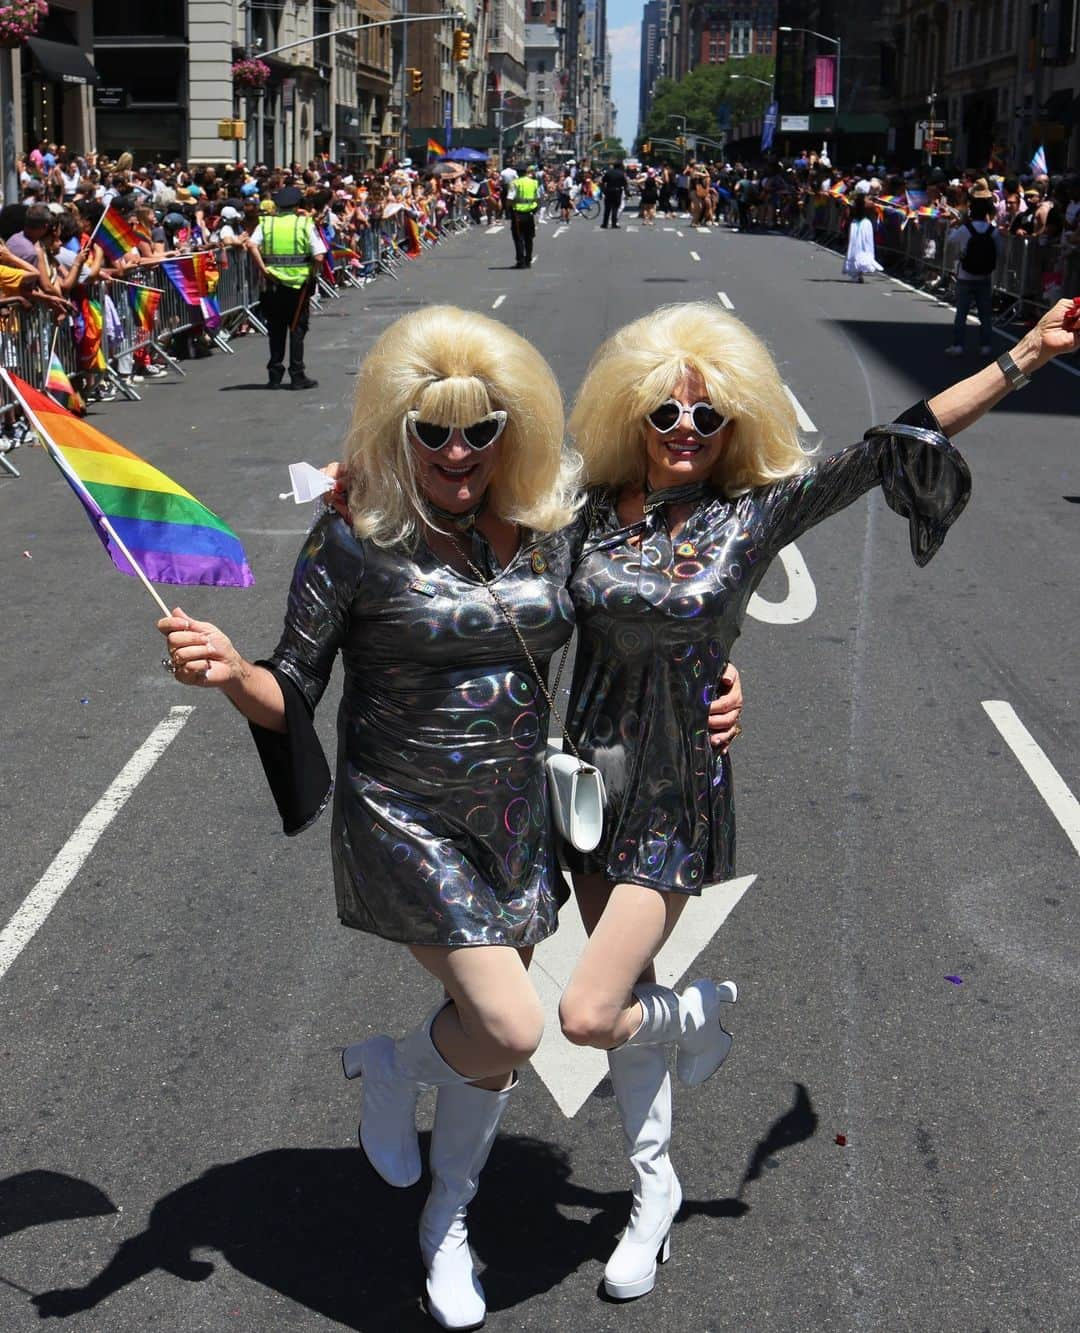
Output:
[427, 497, 486, 532]
[643, 480, 713, 512]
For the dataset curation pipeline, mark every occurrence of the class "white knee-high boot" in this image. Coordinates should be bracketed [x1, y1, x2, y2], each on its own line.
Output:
[342, 1001, 472, 1189]
[604, 1040, 679, 1300]
[420, 1079, 513, 1331]
[602, 978, 737, 1301]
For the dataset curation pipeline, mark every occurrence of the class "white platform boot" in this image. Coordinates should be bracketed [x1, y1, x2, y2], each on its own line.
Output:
[604, 1040, 680, 1300]
[342, 1001, 470, 1188]
[602, 979, 737, 1300]
[419, 1079, 513, 1330]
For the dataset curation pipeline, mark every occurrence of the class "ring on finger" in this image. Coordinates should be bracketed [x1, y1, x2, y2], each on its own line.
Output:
[731, 722, 743, 740]
[161, 657, 176, 674]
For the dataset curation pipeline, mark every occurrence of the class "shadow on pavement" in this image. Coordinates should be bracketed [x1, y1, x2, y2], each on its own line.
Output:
[14, 1088, 818, 1326]
[829, 318, 1080, 417]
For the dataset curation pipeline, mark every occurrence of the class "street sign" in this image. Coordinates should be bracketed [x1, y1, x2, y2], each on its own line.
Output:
[780, 114, 810, 131]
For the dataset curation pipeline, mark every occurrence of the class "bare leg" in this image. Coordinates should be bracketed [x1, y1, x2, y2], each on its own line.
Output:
[560, 877, 689, 1050]
[410, 943, 544, 1089]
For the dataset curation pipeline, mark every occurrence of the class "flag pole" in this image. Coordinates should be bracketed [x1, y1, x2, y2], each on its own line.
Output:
[0, 367, 171, 618]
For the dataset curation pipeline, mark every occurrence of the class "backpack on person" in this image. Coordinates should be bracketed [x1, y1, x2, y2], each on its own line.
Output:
[961, 221, 997, 275]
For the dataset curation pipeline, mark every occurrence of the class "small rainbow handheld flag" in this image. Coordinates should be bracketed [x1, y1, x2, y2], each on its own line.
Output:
[161, 254, 210, 306]
[427, 138, 446, 158]
[2, 371, 253, 589]
[45, 349, 85, 416]
[93, 203, 144, 262]
[128, 284, 162, 331]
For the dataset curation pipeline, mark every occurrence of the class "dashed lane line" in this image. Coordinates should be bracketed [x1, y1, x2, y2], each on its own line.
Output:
[0, 706, 196, 983]
[982, 701, 1080, 857]
[690, 251, 701, 262]
[492, 294, 506, 309]
[717, 291, 734, 309]
[783, 384, 818, 433]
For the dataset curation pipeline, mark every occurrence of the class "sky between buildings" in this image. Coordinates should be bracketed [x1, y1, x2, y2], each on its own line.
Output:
[607, 0, 643, 146]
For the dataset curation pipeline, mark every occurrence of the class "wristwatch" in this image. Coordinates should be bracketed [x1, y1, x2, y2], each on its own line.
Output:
[996, 349, 1031, 390]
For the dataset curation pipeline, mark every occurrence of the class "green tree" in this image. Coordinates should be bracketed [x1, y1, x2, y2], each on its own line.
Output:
[639, 55, 774, 153]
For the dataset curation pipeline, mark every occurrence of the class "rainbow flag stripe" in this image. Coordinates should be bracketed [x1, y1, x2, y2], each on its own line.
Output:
[128, 284, 162, 330]
[95, 204, 144, 261]
[8, 373, 253, 588]
[427, 138, 446, 157]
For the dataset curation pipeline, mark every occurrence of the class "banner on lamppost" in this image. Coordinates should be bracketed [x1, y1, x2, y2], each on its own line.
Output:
[444, 92, 453, 150]
[761, 101, 778, 152]
[813, 55, 836, 109]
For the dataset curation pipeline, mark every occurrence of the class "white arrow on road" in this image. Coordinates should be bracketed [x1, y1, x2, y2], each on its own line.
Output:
[529, 874, 756, 1116]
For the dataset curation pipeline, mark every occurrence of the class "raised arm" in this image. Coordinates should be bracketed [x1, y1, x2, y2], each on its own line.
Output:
[928, 298, 1080, 436]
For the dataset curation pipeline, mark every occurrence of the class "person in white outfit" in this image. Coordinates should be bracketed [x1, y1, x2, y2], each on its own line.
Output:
[842, 189, 883, 282]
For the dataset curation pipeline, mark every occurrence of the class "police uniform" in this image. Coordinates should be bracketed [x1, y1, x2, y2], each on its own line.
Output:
[252, 186, 325, 390]
[509, 170, 539, 268]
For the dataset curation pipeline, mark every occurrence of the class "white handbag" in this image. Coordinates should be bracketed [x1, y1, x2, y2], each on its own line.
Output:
[468, 552, 607, 854]
[545, 745, 606, 853]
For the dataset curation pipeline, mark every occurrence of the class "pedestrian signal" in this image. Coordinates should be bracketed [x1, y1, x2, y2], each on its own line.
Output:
[452, 30, 471, 61]
[408, 67, 423, 94]
[642, 141, 651, 154]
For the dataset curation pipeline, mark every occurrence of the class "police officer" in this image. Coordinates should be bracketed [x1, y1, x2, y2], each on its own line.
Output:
[507, 165, 540, 269]
[249, 185, 325, 390]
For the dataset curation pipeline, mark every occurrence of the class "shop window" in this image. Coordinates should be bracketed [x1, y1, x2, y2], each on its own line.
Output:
[94, 0, 184, 40]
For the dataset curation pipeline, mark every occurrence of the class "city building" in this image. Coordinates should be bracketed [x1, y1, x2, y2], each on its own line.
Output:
[7, 0, 97, 168]
[891, 0, 1080, 171]
[639, 0, 663, 136]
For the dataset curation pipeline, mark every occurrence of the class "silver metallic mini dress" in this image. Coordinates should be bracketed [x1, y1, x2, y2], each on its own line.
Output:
[250, 512, 579, 947]
[561, 402, 971, 896]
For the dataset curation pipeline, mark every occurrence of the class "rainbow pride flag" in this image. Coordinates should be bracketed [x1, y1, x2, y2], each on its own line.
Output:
[45, 349, 85, 416]
[128, 284, 162, 331]
[427, 138, 446, 158]
[3, 372, 253, 588]
[94, 203, 144, 262]
[161, 254, 210, 306]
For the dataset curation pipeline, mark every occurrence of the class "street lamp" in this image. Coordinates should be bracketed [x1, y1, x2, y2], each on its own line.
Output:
[779, 24, 841, 155]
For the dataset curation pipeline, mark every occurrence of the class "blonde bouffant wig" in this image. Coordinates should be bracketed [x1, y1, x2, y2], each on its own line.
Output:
[345, 305, 580, 546]
[569, 302, 812, 494]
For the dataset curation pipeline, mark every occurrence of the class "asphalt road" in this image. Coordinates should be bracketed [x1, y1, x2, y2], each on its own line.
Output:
[2, 208, 1078, 1333]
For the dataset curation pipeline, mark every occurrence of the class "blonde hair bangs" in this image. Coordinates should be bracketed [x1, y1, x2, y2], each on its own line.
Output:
[569, 302, 812, 494]
[345, 305, 580, 546]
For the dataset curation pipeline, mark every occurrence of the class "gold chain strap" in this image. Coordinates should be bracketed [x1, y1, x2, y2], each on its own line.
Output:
[462, 549, 580, 761]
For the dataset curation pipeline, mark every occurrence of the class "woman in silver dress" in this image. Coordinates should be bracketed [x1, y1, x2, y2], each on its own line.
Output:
[157, 303, 743, 1331]
[556, 298, 1079, 1302]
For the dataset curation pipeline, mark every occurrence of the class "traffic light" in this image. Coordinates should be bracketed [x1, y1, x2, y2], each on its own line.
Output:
[676, 135, 686, 147]
[452, 30, 471, 61]
[408, 67, 423, 95]
[642, 140, 651, 154]
[562, 115, 575, 134]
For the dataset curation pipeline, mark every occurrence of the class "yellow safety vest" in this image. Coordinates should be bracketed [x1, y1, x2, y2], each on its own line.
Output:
[512, 177, 539, 212]
[260, 214, 315, 288]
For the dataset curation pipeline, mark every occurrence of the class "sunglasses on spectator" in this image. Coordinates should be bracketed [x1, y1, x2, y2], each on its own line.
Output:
[646, 399, 729, 437]
[406, 409, 508, 451]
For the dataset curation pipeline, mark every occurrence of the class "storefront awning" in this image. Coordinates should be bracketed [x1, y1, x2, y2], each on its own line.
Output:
[26, 37, 100, 87]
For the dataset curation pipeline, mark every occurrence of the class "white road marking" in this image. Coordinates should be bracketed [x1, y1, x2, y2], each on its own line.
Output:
[696, 226, 711, 234]
[663, 227, 675, 232]
[747, 542, 818, 624]
[531, 875, 756, 1117]
[487, 225, 505, 235]
[554, 226, 568, 238]
[0, 707, 195, 983]
[690, 250, 701, 262]
[783, 384, 818, 433]
[982, 701, 1080, 857]
[675, 229, 685, 237]
[626, 225, 638, 232]
[492, 294, 506, 309]
[717, 291, 734, 309]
